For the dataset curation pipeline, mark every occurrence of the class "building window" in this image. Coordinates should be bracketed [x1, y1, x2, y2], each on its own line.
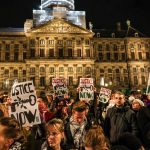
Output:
[39, 39, 45, 46]
[77, 67, 82, 73]
[49, 49, 54, 57]
[40, 77, 45, 86]
[130, 44, 134, 50]
[124, 76, 128, 84]
[68, 76, 73, 85]
[106, 53, 110, 60]
[123, 69, 127, 73]
[67, 40, 72, 46]
[68, 49, 73, 57]
[5, 44, 10, 51]
[138, 44, 142, 51]
[58, 49, 63, 57]
[146, 52, 150, 59]
[121, 53, 126, 61]
[68, 67, 73, 72]
[40, 67, 45, 73]
[23, 52, 27, 60]
[14, 44, 19, 50]
[85, 40, 90, 45]
[85, 49, 90, 57]
[40, 49, 45, 57]
[116, 69, 120, 73]
[49, 67, 54, 73]
[100, 69, 104, 73]
[5, 52, 10, 61]
[58, 40, 63, 45]
[141, 68, 145, 72]
[141, 76, 145, 84]
[14, 70, 18, 77]
[138, 52, 142, 60]
[108, 69, 112, 73]
[86, 67, 91, 74]
[131, 52, 135, 60]
[48, 40, 54, 45]
[30, 39, 35, 46]
[98, 44, 102, 51]
[134, 76, 138, 85]
[133, 67, 137, 73]
[14, 52, 19, 62]
[76, 40, 81, 45]
[23, 70, 26, 76]
[99, 53, 103, 61]
[121, 45, 124, 50]
[4, 69, 9, 75]
[77, 49, 81, 57]
[113, 44, 118, 51]
[59, 67, 64, 72]
[30, 67, 35, 74]
[114, 53, 118, 61]
[106, 44, 110, 51]
[23, 44, 27, 49]
[30, 49, 35, 58]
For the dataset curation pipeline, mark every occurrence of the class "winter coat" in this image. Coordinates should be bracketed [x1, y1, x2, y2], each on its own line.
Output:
[64, 117, 92, 150]
[104, 105, 139, 144]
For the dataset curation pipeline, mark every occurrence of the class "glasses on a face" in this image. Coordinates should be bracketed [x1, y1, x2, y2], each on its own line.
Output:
[47, 132, 60, 137]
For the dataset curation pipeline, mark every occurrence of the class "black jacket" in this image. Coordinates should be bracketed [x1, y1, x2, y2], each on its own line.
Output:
[64, 117, 92, 150]
[104, 105, 139, 144]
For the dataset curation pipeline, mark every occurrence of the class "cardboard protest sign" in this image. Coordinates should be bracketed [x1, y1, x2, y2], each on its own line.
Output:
[98, 87, 111, 103]
[9, 81, 41, 127]
[79, 78, 94, 102]
[52, 78, 68, 96]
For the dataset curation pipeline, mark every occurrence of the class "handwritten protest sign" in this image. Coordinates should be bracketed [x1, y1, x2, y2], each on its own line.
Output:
[9, 81, 41, 127]
[52, 78, 68, 96]
[98, 87, 111, 103]
[79, 78, 94, 102]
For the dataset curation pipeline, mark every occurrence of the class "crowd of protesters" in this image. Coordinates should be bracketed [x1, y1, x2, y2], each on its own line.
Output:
[0, 89, 150, 150]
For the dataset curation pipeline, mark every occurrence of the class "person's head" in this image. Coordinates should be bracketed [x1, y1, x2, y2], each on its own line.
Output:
[84, 125, 110, 150]
[114, 91, 125, 107]
[37, 97, 48, 111]
[147, 94, 150, 100]
[131, 99, 144, 110]
[72, 101, 88, 124]
[45, 118, 64, 149]
[0, 117, 24, 150]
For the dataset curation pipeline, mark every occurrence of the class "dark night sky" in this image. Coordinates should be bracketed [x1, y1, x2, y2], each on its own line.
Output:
[0, 0, 150, 35]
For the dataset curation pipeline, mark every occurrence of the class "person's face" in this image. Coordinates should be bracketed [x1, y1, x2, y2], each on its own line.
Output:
[37, 98, 47, 111]
[47, 125, 63, 148]
[132, 101, 141, 110]
[0, 125, 13, 150]
[73, 111, 86, 124]
[114, 93, 125, 107]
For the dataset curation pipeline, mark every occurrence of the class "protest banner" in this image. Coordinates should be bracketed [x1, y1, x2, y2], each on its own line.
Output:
[146, 72, 150, 94]
[52, 78, 68, 96]
[9, 81, 41, 127]
[98, 87, 111, 103]
[79, 78, 94, 102]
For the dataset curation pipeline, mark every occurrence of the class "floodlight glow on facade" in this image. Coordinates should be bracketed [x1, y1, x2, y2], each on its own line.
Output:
[41, 0, 75, 10]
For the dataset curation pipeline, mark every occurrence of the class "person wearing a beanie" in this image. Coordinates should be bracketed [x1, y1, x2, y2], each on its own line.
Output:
[131, 99, 144, 114]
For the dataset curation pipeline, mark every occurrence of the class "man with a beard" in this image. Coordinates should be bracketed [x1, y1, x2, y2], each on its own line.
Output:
[104, 91, 139, 145]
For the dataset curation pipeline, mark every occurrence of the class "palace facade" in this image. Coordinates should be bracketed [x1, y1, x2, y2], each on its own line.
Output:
[0, 0, 149, 93]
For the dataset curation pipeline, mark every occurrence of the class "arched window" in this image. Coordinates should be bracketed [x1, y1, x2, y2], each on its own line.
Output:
[108, 69, 112, 73]
[140, 68, 145, 73]
[116, 69, 120, 73]
[100, 69, 104, 73]
[40, 67, 45, 72]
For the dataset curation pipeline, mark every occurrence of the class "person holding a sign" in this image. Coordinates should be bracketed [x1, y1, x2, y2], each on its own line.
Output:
[41, 118, 66, 150]
[104, 91, 139, 145]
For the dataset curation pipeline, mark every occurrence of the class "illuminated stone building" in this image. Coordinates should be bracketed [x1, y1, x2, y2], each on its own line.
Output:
[0, 0, 149, 92]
